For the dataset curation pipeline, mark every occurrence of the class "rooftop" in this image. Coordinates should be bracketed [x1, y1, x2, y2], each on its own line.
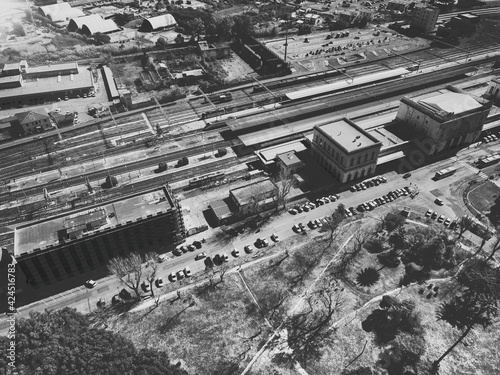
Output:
[209, 199, 233, 220]
[257, 140, 307, 164]
[277, 151, 302, 167]
[418, 92, 483, 117]
[2, 62, 20, 72]
[316, 118, 380, 153]
[0, 75, 21, 85]
[27, 62, 79, 75]
[15, 109, 49, 124]
[0, 67, 93, 99]
[14, 187, 173, 257]
[230, 179, 277, 206]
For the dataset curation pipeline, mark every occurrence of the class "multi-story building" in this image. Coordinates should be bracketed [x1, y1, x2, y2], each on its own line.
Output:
[411, 5, 440, 33]
[11, 109, 53, 134]
[312, 118, 382, 183]
[276, 151, 304, 176]
[0, 185, 185, 311]
[396, 86, 492, 155]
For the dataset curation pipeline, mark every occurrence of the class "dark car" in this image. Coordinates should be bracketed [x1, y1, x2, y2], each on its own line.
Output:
[141, 281, 150, 293]
[204, 256, 214, 268]
[119, 288, 132, 300]
[403, 172, 412, 179]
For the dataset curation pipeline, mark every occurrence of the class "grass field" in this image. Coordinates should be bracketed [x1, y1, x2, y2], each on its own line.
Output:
[467, 181, 500, 214]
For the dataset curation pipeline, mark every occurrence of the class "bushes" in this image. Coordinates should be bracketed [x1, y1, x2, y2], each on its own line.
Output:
[384, 212, 406, 232]
[377, 249, 401, 268]
[364, 236, 386, 254]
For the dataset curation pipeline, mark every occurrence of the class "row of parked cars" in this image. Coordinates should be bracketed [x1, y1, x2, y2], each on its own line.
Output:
[349, 175, 387, 192]
[289, 194, 340, 215]
[169, 267, 192, 282]
[293, 218, 329, 233]
[483, 133, 498, 143]
[425, 210, 456, 228]
[348, 186, 411, 216]
[173, 240, 203, 256]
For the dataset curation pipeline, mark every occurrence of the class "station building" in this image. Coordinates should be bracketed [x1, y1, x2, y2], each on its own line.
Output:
[1, 185, 185, 310]
[229, 178, 279, 216]
[311, 118, 382, 183]
[396, 86, 492, 155]
[0, 61, 93, 109]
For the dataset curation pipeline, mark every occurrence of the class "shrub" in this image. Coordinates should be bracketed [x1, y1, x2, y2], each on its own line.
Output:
[377, 249, 401, 268]
[364, 237, 385, 254]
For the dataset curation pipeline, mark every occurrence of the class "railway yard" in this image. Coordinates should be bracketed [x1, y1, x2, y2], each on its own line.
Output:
[4, 2, 500, 373]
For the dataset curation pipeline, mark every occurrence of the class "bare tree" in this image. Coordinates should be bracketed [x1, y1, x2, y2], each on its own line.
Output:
[457, 216, 474, 240]
[272, 168, 294, 211]
[144, 253, 159, 297]
[329, 232, 366, 279]
[108, 252, 143, 299]
[486, 232, 500, 261]
[284, 285, 343, 365]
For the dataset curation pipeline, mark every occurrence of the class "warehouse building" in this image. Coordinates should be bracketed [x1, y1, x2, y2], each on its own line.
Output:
[39, 3, 85, 24]
[396, 85, 492, 155]
[140, 14, 177, 32]
[4, 185, 185, 307]
[67, 14, 120, 36]
[0, 61, 93, 109]
[312, 118, 382, 183]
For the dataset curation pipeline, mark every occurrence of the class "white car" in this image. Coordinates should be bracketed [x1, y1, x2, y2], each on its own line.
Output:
[271, 233, 280, 242]
[244, 245, 254, 253]
[232, 248, 240, 257]
[183, 267, 192, 277]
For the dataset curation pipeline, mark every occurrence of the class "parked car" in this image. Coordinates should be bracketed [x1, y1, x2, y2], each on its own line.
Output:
[195, 252, 207, 260]
[232, 248, 240, 257]
[188, 244, 196, 252]
[119, 288, 132, 300]
[308, 220, 317, 229]
[435, 198, 444, 206]
[157, 254, 169, 263]
[221, 253, 229, 262]
[155, 277, 164, 288]
[244, 245, 254, 253]
[403, 172, 412, 179]
[293, 224, 302, 233]
[141, 281, 150, 293]
[431, 212, 438, 220]
[180, 245, 189, 253]
[169, 272, 177, 282]
[177, 270, 185, 280]
[425, 209, 433, 218]
[271, 233, 280, 242]
[192, 241, 202, 249]
[444, 218, 451, 226]
[85, 279, 97, 289]
[289, 208, 298, 215]
[437, 214, 445, 223]
[204, 256, 214, 268]
[184, 267, 192, 277]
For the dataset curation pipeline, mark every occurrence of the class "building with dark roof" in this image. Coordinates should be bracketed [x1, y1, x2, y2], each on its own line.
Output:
[396, 85, 492, 155]
[312, 118, 382, 183]
[0, 185, 185, 311]
[411, 5, 440, 33]
[11, 109, 53, 134]
[140, 14, 177, 32]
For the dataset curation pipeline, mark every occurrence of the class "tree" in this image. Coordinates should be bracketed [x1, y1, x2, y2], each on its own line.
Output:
[106, 175, 118, 187]
[297, 24, 312, 35]
[380, 332, 426, 375]
[144, 253, 159, 297]
[93, 32, 111, 45]
[362, 297, 422, 345]
[216, 17, 234, 38]
[457, 216, 473, 239]
[486, 232, 500, 261]
[0, 308, 188, 375]
[174, 34, 184, 44]
[384, 212, 406, 232]
[156, 0, 166, 10]
[273, 168, 294, 211]
[388, 226, 408, 251]
[156, 37, 168, 48]
[187, 17, 205, 37]
[432, 260, 500, 371]
[157, 162, 168, 172]
[108, 252, 144, 299]
[364, 236, 385, 254]
[356, 267, 380, 287]
[284, 285, 343, 364]
[232, 14, 254, 38]
[377, 249, 401, 268]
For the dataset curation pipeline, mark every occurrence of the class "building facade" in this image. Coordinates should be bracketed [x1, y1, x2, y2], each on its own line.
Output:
[0, 185, 185, 311]
[396, 86, 492, 155]
[277, 151, 304, 176]
[312, 118, 382, 183]
[12, 109, 53, 134]
[229, 179, 278, 216]
[411, 5, 440, 33]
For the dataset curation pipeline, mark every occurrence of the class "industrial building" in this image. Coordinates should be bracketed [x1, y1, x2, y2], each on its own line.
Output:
[396, 86, 492, 155]
[38, 3, 85, 24]
[140, 14, 177, 32]
[67, 14, 120, 36]
[4, 186, 185, 303]
[0, 61, 94, 109]
[229, 178, 279, 216]
[312, 118, 382, 183]
[10, 109, 53, 134]
[411, 5, 440, 33]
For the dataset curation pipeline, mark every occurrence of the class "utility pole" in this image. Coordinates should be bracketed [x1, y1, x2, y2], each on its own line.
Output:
[284, 15, 289, 63]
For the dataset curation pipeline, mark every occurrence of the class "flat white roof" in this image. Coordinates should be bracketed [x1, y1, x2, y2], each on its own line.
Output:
[317, 118, 378, 153]
[419, 92, 482, 116]
[258, 140, 307, 165]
